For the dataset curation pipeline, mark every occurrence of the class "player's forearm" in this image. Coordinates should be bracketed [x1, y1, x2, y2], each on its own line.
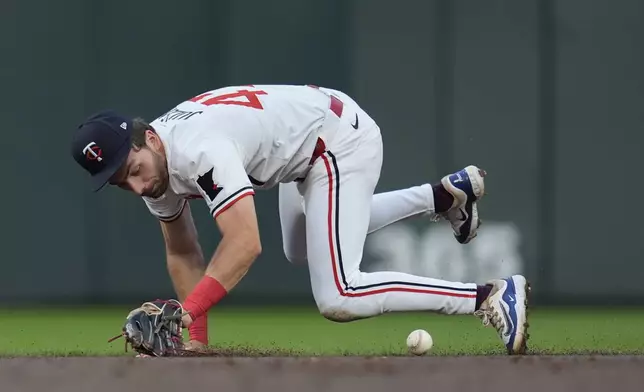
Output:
[181, 231, 261, 326]
[167, 251, 210, 344]
[166, 251, 206, 301]
[205, 231, 261, 291]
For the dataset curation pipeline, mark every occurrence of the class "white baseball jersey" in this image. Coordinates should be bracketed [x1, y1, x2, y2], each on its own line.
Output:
[143, 83, 482, 325]
[143, 84, 340, 221]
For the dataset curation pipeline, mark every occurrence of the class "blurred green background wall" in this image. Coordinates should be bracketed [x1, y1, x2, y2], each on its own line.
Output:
[1, 0, 642, 306]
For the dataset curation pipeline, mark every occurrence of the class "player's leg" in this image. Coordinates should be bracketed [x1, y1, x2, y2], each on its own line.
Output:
[279, 179, 460, 265]
[367, 184, 436, 234]
[366, 173, 482, 237]
[302, 133, 478, 317]
[278, 182, 308, 265]
[279, 181, 435, 265]
[301, 126, 529, 354]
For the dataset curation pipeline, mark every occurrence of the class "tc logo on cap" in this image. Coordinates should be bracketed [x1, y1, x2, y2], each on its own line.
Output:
[83, 141, 103, 162]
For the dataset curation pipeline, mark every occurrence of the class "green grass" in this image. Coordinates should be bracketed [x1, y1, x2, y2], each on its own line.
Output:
[0, 306, 642, 356]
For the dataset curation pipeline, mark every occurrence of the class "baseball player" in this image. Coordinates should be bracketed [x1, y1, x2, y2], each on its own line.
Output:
[71, 84, 530, 356]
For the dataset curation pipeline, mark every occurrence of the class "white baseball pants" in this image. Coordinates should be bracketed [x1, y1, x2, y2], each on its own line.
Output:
[278, 90, 477, 321]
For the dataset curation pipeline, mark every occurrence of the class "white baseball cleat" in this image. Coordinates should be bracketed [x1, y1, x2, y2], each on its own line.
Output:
[440, 165, 487, 244]
[474, 274, 531, 355]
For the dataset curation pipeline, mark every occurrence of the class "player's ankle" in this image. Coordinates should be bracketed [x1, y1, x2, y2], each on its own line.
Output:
[432, 184, 454, 213]
[475, 284, 493, 311]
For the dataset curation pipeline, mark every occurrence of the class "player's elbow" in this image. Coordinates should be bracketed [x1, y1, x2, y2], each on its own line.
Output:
[243, 232, 262, 261]
[249, 238, 262, 259]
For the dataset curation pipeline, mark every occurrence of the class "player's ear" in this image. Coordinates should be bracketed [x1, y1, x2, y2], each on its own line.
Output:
[145, 129, 161, 149]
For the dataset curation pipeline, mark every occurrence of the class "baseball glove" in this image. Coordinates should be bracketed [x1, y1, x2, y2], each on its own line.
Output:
[108, 299, 186, 357]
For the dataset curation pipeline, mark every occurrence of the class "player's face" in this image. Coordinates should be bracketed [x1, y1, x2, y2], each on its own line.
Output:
[109, 135, 169, 198]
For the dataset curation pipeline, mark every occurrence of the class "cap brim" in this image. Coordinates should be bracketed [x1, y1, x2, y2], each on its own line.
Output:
[90, 140, 131, 192]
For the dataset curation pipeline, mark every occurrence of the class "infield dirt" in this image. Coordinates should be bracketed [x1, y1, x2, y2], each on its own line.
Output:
[1, 356, 643, 392]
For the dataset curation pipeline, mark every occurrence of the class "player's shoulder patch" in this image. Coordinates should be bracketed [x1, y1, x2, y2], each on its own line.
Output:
[196, 167, 223, 202]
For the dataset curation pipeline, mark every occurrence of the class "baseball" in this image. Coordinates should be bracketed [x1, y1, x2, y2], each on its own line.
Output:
[406, 329, 433, 355]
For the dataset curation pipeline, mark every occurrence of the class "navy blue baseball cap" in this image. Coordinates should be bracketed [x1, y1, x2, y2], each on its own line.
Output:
[71, 110, 134, 191]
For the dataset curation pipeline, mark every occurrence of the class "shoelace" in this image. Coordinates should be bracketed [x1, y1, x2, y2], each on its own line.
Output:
[474, 307, 504, 335]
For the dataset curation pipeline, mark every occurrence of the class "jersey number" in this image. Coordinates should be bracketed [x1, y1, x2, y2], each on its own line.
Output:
[188, 88, 267, 110]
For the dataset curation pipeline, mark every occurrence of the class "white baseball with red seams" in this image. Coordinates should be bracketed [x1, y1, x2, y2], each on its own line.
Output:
[406, 329, 433, 355]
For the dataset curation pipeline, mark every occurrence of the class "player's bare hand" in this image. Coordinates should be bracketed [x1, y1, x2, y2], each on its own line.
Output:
[184, 340, 207, 352]
[181, 313, 194, 328]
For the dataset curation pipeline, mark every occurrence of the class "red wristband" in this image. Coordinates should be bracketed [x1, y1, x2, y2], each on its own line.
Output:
[183, 276, 227, 322]
[188, 314, 208, 345]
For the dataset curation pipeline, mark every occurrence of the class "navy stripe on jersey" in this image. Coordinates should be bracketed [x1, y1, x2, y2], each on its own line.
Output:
[210, 186, 255, 216]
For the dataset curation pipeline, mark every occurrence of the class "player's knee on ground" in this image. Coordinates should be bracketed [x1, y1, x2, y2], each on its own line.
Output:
[317, 296, 365, 323]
